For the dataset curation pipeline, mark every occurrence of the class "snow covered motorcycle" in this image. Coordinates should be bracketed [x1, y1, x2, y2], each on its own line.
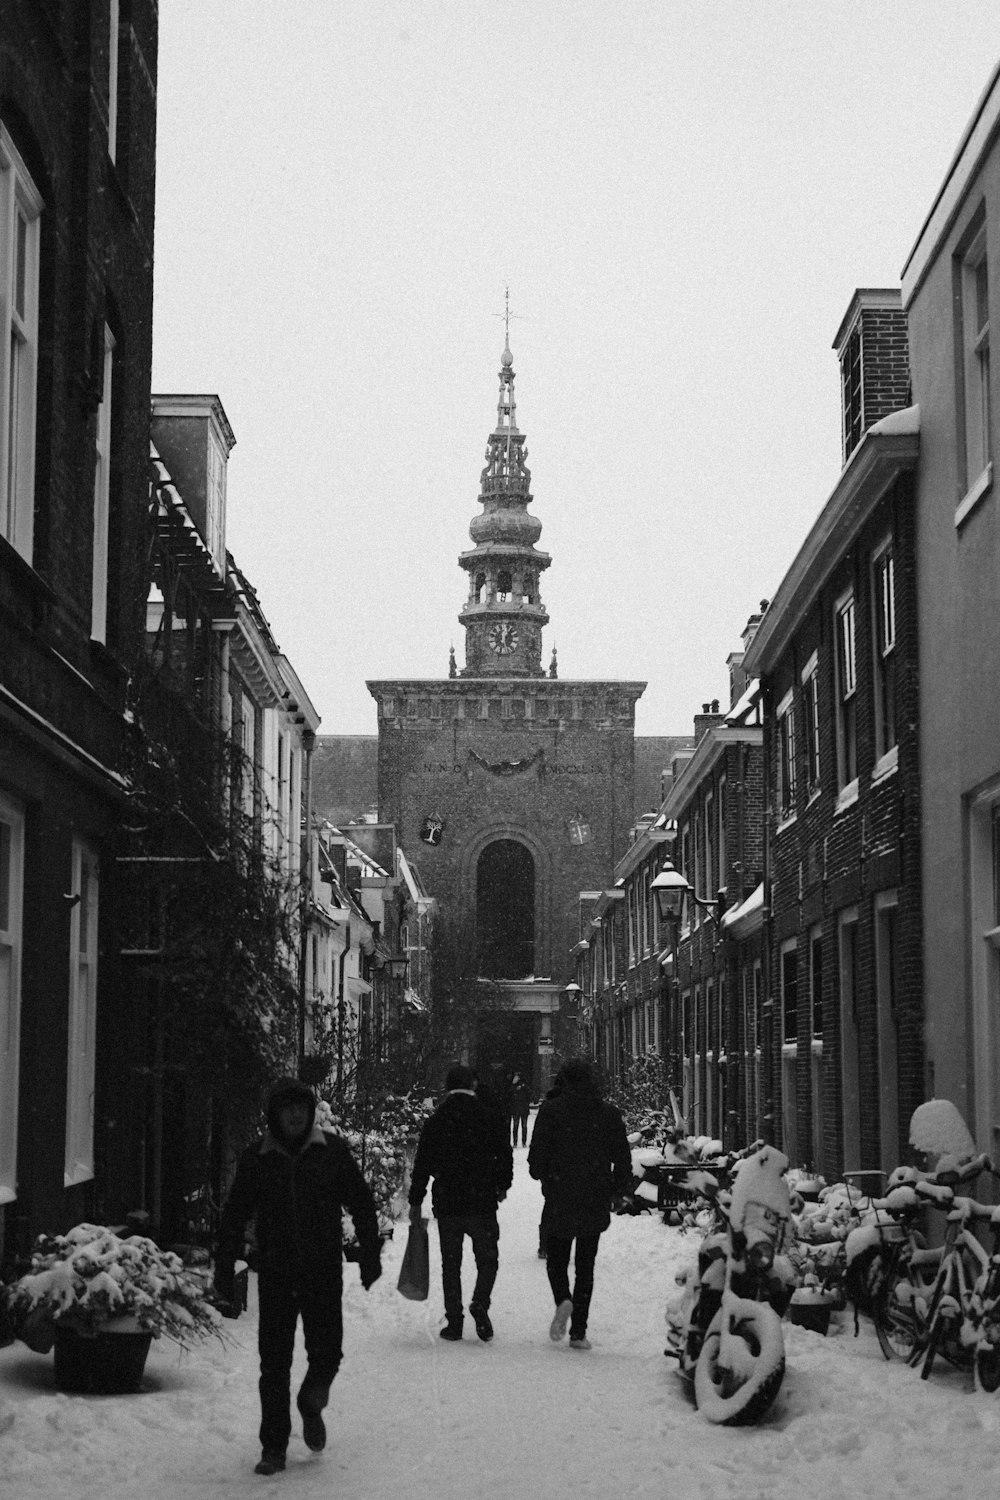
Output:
[665, 1144, 795, 1425]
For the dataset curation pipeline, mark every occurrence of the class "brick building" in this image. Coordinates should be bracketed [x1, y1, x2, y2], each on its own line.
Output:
[368, 335, 645, 1095]
[0, 2, 158, 1263]
[742, 290, 923, 1177]
[580, 616, 766, 1150]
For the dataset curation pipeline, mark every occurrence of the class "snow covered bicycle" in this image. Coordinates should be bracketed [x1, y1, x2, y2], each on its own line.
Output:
[871, 1153, 1000, 1377]
[912, 1158, 1000, 1391]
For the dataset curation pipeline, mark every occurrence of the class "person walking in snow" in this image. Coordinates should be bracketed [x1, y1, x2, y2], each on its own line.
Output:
[528, 1058, 631, 1350]
[510, 1073, 531, 1147]
[408, 1063, 513, 1342]
[214, 1077, 382, 1477]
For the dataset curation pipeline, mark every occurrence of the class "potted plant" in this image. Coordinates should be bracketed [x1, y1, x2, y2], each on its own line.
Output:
[3, 1222, 224, 1393]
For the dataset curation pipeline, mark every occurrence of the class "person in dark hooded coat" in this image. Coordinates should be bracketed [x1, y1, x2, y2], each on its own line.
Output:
[527, 1058, 631, 1349]
[214, 1077, 381, 1476]
[408, 1063, 513, 1342]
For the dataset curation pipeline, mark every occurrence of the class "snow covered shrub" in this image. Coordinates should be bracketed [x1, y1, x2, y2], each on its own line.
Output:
[317, 1090, 432, 1236]
[4, 1224, 222, 1348]
[605, 1052, 674, 1135]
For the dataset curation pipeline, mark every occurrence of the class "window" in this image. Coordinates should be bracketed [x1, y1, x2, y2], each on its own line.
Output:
[66, 839, 99, 1186]
[641, 866, 651, 955]
[776, 689, 797, 821]
[875, 894, 900, 1173]
[780, 941, 798, 1162]
[705, 790, 715, 900]
[627, 883, 637, 966]
[0, 792, 24, 1203]
[0, 126, 43, 562]
[91, 324, 115, 643]
[717, 777, 727, 890]
[842, 323, 863, 461]
[801, 656, 821, 796]
[810, 927, 825, 1173]
[206, 432, 228, 570]
[872, 543, 897, 760]
[108, 0, 120, 163]
[968, 788, 1000, 1155]
[839, 909, 861, 1169]
[957, 220, 991, 490]
[835, 592, 858, 790]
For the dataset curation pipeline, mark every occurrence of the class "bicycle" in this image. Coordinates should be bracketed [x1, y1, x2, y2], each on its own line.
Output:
[914, 1161, 1000, 1391]
[871, 1153, 1000, 1379]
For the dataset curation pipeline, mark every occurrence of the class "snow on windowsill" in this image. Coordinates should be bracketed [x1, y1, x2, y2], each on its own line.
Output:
[871, 745, 899, 784]
[835, 779, 859, 815]
[955, 461, 993, 529]
[868, 403, 920, 437]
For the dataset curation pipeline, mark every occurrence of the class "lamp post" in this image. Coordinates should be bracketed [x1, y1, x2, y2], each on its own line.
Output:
[650, 861, 724, 1113]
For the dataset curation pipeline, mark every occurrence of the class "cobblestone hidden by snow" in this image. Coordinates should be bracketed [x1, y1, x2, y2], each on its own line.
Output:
[2, 1130, 1000, 1500]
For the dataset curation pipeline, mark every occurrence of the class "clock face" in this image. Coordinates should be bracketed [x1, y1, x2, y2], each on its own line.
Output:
[488, 621, 519, 655]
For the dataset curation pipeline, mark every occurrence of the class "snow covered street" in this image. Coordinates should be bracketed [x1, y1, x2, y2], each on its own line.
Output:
[4, 1129, 1000, 1499]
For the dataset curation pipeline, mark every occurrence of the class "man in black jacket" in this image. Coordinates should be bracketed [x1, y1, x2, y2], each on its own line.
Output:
[528, 1058, 631, 1350]
[408, 1063, 513, 1342]
[214, 1077, 382, 1476]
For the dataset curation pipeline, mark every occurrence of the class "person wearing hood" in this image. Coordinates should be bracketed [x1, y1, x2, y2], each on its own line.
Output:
[528, 1058, 631, 1350]
[408, 1063, 513, 1342]
[214, 1077, 381, 1477]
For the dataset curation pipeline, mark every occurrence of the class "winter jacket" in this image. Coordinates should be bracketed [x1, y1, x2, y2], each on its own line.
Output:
[409, 1090, 514, 1218]
[527, 1081, 631, 1237]
[214, 1080, 380, 1297]
[511, 1080, 531, 1116]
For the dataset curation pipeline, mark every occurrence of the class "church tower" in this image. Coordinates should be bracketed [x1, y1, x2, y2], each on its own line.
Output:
[366, 330, 645, 1096]
[458, 335, 550, 677]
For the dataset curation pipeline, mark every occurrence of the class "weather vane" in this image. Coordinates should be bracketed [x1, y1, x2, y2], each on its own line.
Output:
[493, 284, 524, 341]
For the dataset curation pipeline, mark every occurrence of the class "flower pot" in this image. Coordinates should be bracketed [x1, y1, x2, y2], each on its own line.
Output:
[788, 1300, 833, 1336]
[53, 1322, 153, 1394]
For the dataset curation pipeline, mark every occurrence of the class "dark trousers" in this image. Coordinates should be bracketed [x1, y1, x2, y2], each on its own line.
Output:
[545, 1232, 600, 1339]
[257, 1275, 343, 1455]
[512, 1109, 529, 1146]
[437, 1213, 500, 1324]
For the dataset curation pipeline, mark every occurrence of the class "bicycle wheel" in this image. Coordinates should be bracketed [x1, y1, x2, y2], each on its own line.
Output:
[874, 1272, 927, 1362]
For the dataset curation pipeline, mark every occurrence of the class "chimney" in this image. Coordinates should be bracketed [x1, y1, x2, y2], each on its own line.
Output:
[693, 701, 726, 744]
[728, 601, 769, 706]
[833, 289, 910, 465]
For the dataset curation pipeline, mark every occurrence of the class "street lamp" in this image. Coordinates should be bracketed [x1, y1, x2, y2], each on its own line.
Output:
[563, 982, 583, 1004]
[650, 861, 723, 926]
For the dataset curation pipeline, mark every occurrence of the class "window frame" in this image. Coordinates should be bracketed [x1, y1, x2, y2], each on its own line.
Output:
[800, 652, 821, 800]
[834, 588, 858, 798]
[0, 791, 24, 1204]
[91, 322, 115, 643]
[65, 837, 100, 1188]
[0, 125, 43, 562]
[956, 218, 992, 501]
[776, 687, 797, 825]
[871, 537, 898, 766]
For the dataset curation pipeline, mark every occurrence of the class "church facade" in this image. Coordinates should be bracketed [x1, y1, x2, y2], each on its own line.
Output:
[367, 337, 645, 1091]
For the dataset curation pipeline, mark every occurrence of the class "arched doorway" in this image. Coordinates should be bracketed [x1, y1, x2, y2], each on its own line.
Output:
[476, 839, 535, 979]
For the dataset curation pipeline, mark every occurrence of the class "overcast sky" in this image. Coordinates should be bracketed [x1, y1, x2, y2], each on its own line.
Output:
[152, 3, 1000, 737]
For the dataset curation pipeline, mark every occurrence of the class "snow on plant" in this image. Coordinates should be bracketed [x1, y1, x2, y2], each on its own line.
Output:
[5, 1224, 223, 1346]
[317, 1091, 432, 1236]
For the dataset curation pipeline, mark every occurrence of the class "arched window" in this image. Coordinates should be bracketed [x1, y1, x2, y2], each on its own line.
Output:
[475, 571, 486, 604]
[476, 840, 534, 978]
[497, 569, 512, 602]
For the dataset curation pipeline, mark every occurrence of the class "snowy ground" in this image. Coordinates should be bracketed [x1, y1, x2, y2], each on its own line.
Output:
[4, 1121, 1000, 1499]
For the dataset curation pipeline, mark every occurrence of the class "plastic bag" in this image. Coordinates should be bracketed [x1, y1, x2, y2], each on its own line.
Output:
[396, 1218, 429, 1301]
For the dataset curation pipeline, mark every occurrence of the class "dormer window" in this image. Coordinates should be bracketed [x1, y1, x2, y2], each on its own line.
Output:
[206, 432, 228, 570]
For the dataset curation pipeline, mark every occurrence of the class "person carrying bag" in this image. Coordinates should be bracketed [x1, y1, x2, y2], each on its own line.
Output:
[397, 1213, 430, 1301]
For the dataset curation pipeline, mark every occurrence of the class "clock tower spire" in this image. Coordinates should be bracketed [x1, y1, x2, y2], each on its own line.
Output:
[458, 334, 550, 677]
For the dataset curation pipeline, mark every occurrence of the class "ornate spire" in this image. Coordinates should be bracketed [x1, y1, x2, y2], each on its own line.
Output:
[457, 334, 551, 677]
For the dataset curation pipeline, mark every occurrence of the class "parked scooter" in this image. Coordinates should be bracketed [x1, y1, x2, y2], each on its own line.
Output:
[665, 1144, 795, 1424]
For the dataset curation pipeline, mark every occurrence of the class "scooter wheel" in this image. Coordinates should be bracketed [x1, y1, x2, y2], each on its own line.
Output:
[694, 1303, 785, 1426]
